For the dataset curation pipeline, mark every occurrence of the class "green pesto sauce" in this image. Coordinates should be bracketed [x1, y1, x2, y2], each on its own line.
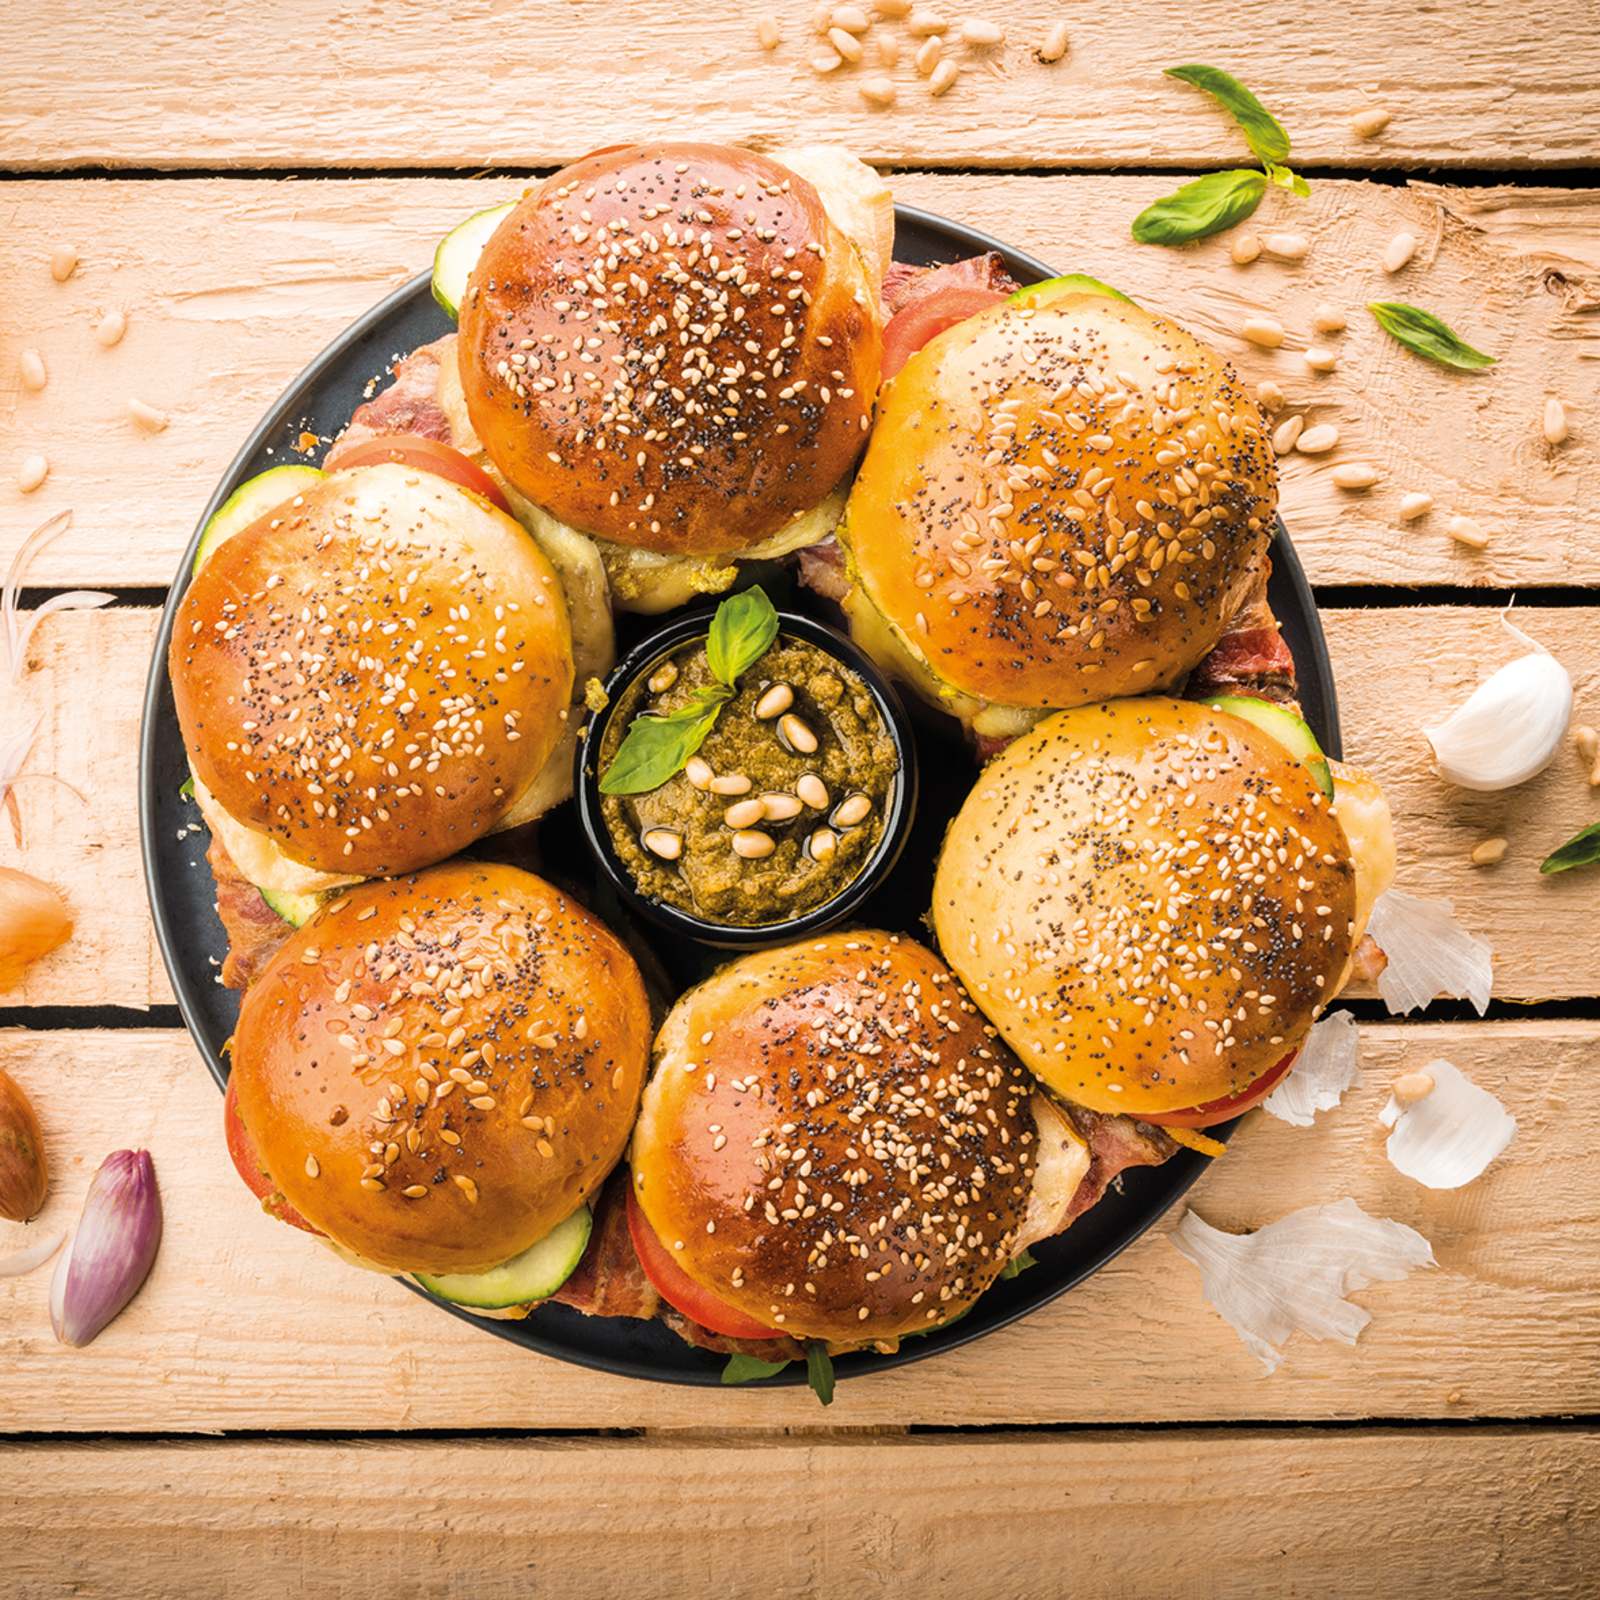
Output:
[600, 635, 898, 926]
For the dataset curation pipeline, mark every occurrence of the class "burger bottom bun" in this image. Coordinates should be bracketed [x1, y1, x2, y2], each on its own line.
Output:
[632, 929, 1039, 1344]
[231, 862, 652, 1275]
[933, 698, 1358, 1117]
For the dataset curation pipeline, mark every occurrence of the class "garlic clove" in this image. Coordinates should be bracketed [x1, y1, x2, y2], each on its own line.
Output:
[1423, 647, 1573, 792]
[1379, 1058, 1516, 1189]
[50, 1148, 162, 1348]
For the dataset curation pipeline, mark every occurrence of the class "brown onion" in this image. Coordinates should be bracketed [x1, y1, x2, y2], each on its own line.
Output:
[0, 1064, 48, 1221]
[0, 867, 71, 994]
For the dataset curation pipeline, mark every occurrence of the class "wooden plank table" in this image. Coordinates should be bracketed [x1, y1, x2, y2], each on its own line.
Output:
[3, 4, 1597, 1592]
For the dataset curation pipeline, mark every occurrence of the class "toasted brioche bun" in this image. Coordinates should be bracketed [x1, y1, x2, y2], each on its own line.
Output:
[457, 142, 882, 557]
[932, 698, 1357, 1116]
[839, 293, 1276, 710]
[229, 863, 652, 1276]
[631, 929, 1038, 1343]
[170, 462, 574, 877]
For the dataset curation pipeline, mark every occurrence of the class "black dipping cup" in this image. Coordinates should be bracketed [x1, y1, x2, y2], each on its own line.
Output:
[575, 608, 919, 951]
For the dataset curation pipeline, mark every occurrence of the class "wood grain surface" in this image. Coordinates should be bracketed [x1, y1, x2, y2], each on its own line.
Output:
[3, 1, 1594, 172]
[5, 1428, 1598, 1599]
[1, 1020, 1591, 1431]
[3, 175, 1596, 588]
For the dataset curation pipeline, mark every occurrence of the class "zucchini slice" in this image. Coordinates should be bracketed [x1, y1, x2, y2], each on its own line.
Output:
[259, 885, 330, 928]
[432, 201, 516, 320]
[414, 1205, 592, 1310]
[193, 464, 323, 574]
[1206, 694, 1334, 799]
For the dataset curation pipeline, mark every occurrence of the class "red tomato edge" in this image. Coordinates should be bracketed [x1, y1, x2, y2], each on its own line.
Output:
[329, 434, 512, 516]
[224, 1075, 324, 1236]
[1138, 1050, 1300, 1130]
[881, 286, 1011, 380]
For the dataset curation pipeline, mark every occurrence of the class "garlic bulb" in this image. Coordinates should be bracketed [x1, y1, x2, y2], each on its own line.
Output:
[1423, 617, 1573, 791]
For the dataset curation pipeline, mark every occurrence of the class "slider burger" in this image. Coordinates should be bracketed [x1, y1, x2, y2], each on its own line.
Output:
[931, 697, 1395, 1129]
[170, 459, 575, 907]
[451, 141, 890, 611]
[225, 862, 653, 1298]
[626, 929, 1093, 1349]
[834, 289, 1278, 740]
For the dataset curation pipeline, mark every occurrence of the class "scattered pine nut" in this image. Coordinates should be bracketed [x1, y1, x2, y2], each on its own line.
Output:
[18, 349, 47, 392]
[685, 756, 714, 790]
[1270, 415, 1304, 455]
[810, 4, 834, 33]
[126, 397, 169, 432]
[831, 4, 871, 28]
[732, 830, 776, 860]
[1240, 316, 1286, 349]
[1230, 233, 1263, 265]
[1035, 20, 1070, 61]
[1574, 725, 1599, 765]
[1469, 837, 1508, 867]
[1446, 514, 1489, 550]
[709, 772, 753, 796]
[1398, 492, 1435, 521]
[874, 0, 912, 13]
[928, 58, 959, 94]
[756, 13, 781, 48]
[811, 49, 844, 72]
[1296, 423, 1340, 454]
[16, 454, 49, 493]
[754, 683, 794, 719]
[1312, 303, 1348, 333]
[915, 34, 942, 72]
[1543, 398, 1570, 445]
[1352, 106, 1392, 138]
[642, 829, 683, 861]
[859, 75, 897, 106]
[1590, 755, 1600, 789]
[1262, 232, 1310, 261]
[906, 10, 948, 36]
[961, 19, 1005, 45]
[829, 25, 864, 60]
[94, 309, 128, 347]
[1382, 232, 1419, 273]
[1304, 346, 1340, 373]
[876, 32, 900, 65]
[724, 797, 767, 831]
[1331, 462, 1379, 489]
[1392, 1070, 1436, 1107]
[49, 245, 78, 282]
[1254, 380, 1285, 413]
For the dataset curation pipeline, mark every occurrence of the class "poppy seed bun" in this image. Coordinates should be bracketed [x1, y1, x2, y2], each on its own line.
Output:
[230, 862, 652, 1276]
[457, 142, 882, 557]
[631, 929, 1038, 1343]
[170, 462, 574, 877]
[932, 698, 1357, 1116]
[839, 293, 1276, 710]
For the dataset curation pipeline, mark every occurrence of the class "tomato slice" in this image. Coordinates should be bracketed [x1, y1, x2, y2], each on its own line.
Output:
[882, 286, 1011, 379]
[224, 1075, 323, 1236]
[625, 1179, 780, 1340]
[1138, 1050, 1300, 1130]
[330, 434, 511, 515]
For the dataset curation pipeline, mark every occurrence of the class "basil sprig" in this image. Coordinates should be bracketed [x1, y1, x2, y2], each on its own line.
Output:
[1133, 65, 1309, 247]
[720, 1340, 836, 1406]
[599, 586, 780, 796]
[721, 1352, 792, 1386]
[1367, 302, 1498, 370]
[1541, 823, 1600, 875]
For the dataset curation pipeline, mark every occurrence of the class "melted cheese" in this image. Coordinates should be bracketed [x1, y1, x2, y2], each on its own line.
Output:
[1012, 1093, 1091, 1254]
[190, 775, 361, 899]
[1328, 758, 1399, 988]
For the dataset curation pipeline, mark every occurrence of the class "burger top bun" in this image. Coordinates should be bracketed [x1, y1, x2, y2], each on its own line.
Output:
[457, 142, 883, 558]
[840, 292, 1277, 710]
[632, 929, 1038, 1344]
[230, 863, 652, 1276]
[170, 462, 574, 877]
[932, 698, 1357, 1117]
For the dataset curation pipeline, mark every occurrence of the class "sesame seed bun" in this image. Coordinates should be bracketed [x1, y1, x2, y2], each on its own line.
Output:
[630, 929, 1038, 1343]
[838, 293, 1276, 710]
[931, 698, 1358, 1117]
[229, 862, 652, 1276]
[457, 142, 883, 557]
[170, 462, 575, 877]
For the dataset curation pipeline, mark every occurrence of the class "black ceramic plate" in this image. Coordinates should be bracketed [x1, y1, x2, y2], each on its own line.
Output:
[139, 203, 1340, 1390]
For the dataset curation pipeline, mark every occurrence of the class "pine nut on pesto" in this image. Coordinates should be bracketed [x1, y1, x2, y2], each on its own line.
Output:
[598, 633, 899, 927]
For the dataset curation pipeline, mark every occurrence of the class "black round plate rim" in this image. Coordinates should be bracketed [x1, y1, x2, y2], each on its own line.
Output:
[138, 202, 1338, 1390]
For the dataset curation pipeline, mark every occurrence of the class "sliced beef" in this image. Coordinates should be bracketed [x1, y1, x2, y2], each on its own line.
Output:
[207, 833, 295, 990]
[882, 252, 1022, 316]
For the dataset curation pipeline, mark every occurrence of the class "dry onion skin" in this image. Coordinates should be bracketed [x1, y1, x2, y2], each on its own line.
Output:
[1171, 1197, 1435, 1373]
[1261, 1011, 1362, 1128]
[0, 1064, 49, 1221]
[1379, 1059, 1516, 1189]
[0, 867, 72, 994]
[1363, 888, 1492, 1016]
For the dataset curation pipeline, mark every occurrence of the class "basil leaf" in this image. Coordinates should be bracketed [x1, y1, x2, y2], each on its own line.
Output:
[1268, 164, 1311, 198]
[707, 586, 780, 687]
[805, 1342, 836, 1406]
[1132, 169, 1267, 247]
[1165, 64, 1291, 168]
[1541, 823, 1600, 875]
[178, 774, 195, 800]
[1367, 302, 1497, 370]
[722, 1353, 792, 1385]
[598, 684, 731, 795]
[999, 1247, 1039, 1280]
